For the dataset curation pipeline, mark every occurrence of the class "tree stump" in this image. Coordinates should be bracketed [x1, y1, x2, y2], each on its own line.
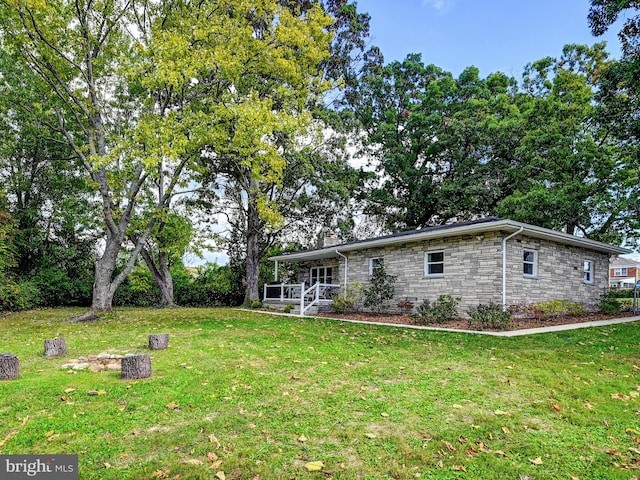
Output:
[148, 333, 169, 350]
[0, 354, 19, 380]
[44, 337, 67, 357]
[121, 354, 152, 380]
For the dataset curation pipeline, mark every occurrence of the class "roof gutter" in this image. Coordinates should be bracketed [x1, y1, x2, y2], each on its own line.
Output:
[503, 226, 524, 309]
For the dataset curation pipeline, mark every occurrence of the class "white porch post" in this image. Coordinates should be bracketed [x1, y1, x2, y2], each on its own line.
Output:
[336, 250, 348, 296]
[299, 282, 305, 317]
[274, 260, 279, 282]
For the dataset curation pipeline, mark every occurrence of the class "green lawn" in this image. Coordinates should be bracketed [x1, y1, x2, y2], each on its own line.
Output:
[0, 308, 639, 479]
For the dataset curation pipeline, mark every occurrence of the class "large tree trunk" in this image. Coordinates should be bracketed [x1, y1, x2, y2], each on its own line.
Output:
[140, 248, 175, 308]
[244, 185, 262, 305]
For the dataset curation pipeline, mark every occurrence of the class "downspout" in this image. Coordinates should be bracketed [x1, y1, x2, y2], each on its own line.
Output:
[336, 250, 348, 297]
[274, 260, 279, 282]
[502, 227, 524, 309]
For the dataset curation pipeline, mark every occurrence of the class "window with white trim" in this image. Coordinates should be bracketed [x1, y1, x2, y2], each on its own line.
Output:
[613, 267, 627, 277]
[523, 250, 537, 277]
[310, 266, 333, 285]
[425, 251, 444, 277]
[584, 260, 594, 284]
[369, 257, 384, 276]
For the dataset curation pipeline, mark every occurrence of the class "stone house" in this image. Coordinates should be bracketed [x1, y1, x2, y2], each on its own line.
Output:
[266, 217, 629, 315]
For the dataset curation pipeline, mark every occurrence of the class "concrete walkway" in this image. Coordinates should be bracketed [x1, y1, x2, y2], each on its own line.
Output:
[244, 309, 640, 337]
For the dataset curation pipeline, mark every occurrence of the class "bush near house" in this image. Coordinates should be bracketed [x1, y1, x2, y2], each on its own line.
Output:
[331, 282, 364, 314]
[467, 302, 512, 330]
[363, 265, 396, 314]
[412, 294, 461, 325]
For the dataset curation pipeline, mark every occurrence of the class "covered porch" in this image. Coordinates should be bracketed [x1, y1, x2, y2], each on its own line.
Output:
[263, 282, 341, 316]
[266, 248, 346, 316]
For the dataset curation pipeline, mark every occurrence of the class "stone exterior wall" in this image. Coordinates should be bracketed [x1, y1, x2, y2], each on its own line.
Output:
[505, 235, 608, 308]
[293, 231, 610, 314]
[341, 232, 503, 314]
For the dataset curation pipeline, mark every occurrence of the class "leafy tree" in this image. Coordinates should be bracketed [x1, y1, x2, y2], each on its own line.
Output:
[0, 51, 96, 306]
[351, 53, 523, 230]
[497, 44, 628, 238]
[194, 0, 371, 304]
[0, 0, 184, 317]
[588, 1, 640, 247]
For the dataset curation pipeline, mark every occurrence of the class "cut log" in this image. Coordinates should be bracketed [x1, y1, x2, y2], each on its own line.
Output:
[148, 333, 169, 350]
[44, 337, 67, 357]
[121, 354, 152, 380]
[0, 353, 19, 380]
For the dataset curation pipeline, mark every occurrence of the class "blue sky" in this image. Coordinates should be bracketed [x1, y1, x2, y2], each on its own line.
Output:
[356, 0, 623, 78]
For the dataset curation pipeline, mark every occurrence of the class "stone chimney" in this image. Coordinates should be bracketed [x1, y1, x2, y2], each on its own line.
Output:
[323, 235, 340, 248]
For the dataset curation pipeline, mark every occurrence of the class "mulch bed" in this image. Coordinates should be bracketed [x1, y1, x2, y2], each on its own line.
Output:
[315, 311, 640, 332]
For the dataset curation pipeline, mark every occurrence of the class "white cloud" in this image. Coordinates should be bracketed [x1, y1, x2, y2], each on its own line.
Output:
[422, 0, 455, 13]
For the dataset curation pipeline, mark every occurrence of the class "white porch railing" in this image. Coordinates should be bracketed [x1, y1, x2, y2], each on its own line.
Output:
[263, 282, 340, 316]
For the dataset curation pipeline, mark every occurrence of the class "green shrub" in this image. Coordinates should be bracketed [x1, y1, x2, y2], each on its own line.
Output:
[283, 304, 294, 314]
[0, 280, 41, 312]
[331, 283, 364, 314]
[250, 300, 263, 309]
[467, 303, 511, 330]
[363, 265, 396, 314]
[533, 299, 586, 318]
[615, 298, 635, 311]
[598, 292, 622, 315]
[412, 295, 460, 325]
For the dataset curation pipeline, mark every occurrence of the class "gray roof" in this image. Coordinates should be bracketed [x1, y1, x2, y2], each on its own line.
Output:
[270, 217, 631, 262]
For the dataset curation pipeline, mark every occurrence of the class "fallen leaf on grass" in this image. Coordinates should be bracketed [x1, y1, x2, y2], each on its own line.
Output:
[151, 470, 169, 479]
[552, 403, 562, 412]
[494, 450, 507, 457]
[64, 388, 75, 393]
[458, 435, 467, 443]
[466, 447, 478, 457]
[364, 433, 377, 439]
[612, 393, 630, 401]
[104, 463, 112, 469]
[381, 413, 390, 418]
[304, 461, 324, 472]
[165, 401, 180, 410]
[208, 434, 221, 449]
[442, 440, 456, 452]
[207, 452, 218, 462]
[477, 441, 491, 453]
[453, 465, 467, 472]
[529, 457, 543, 465]
[215, 471, 225, 480]
[494, 410, 508, 416]
[209, 460, 223, 470]
[298, 435, 308, 443]
[502, 427, 510, 434]
[182, 459, 203, 465]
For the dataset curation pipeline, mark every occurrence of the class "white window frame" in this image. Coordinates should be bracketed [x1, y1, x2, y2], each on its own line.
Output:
[523, 249, 537, 278]
[584, 260, 594, 284]
[424, 251, 445, 277]
[613, 267, 627, 277]
[310, 266, 333, 285]
[369, 257, 384, 276]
